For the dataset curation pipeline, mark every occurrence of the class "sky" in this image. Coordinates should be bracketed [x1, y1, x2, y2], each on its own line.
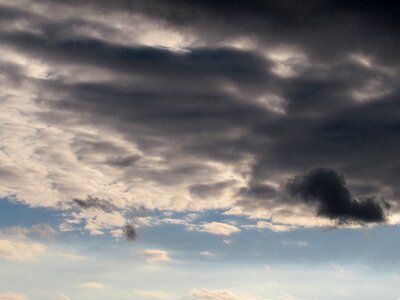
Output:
[0, 0, 400, 299]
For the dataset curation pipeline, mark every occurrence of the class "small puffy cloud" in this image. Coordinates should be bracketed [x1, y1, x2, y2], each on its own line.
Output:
[0, 292, 28, 300]
[190, 289, 254, 300]
[139, 249, 170, 263]
[0, 238, 45, 261]
[80, 282, 103, 289]
[199, 222, 240, 236]
[132, 290, 175, 299]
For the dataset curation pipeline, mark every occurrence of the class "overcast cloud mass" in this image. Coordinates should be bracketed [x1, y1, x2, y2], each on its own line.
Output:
[1, 1, 400, 299]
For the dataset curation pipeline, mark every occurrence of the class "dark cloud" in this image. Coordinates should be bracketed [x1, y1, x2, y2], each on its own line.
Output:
[1, 0, 400, 226]
[235, 184, 279, 212]
[105, 155, 140, 168]
[123, 224, 137, 241]
[285, 167, 389, 223]
[72, 196, 118, 212]
[0, 31, 270, 89]
[189, 181, 231, 199]
[38, 0, 400, 65]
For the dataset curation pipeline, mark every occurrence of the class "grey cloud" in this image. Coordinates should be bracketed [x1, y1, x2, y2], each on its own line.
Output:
[123, 224, 137, 241]
[0, 31, 270, 90]
[30, 224, 56, 240]
[189, 181, 232, 199]
[37, 0, 400, 65]
[235, 184, 279, 212]
[285, 167, 389, 223]
[72, 196, 119, 212]
[1, 224, 56, 240]
[1, 0, 400, 227]
[105, 155, 140, 168]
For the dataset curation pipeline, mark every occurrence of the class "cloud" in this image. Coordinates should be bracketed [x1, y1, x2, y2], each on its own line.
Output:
[0, 0, 399, 233]
[200, 251, 215, 257]
[199, 222, 240, 236]
[245, 221, 297, 232]
[0, 293, 28, 300]
[190, 289, 255, 300]
[285, 167, 389, 223]
[139, 249, 170, 263]
[80, 282, 103, 289]
[0, 227, 30, 239]
[1, 224, 56, 240]
[0, 238, 45, 261]
[123, 224, 137, 241]
[105, 154, 140, 168]
[72, 195, 119, 212]
[30, 224, 56, 240]
[132, 290, 175, 299]
[282, 240, 308, 247]
[65, 208, 127, 236]
[189, 181, 232, 199]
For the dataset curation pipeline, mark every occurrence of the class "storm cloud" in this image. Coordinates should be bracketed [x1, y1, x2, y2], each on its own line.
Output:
[0, 0, 399, 233]
[285, 167, 389, 223]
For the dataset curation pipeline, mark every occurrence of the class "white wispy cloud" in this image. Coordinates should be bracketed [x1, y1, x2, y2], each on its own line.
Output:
[139, 249, 170, 264]
[199, 222, 240, 236]
[0, 238, 45, 261]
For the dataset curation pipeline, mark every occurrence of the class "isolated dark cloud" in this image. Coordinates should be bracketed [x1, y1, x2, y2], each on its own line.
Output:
[285, 167, 389, 223]
[123, 224, 138, 241]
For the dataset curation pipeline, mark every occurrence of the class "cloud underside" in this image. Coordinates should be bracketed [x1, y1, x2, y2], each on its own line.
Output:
[0, 0, 400, 232]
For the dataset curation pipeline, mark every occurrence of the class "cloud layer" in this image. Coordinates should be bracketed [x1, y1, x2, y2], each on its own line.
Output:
[0, 0, 400, 234]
